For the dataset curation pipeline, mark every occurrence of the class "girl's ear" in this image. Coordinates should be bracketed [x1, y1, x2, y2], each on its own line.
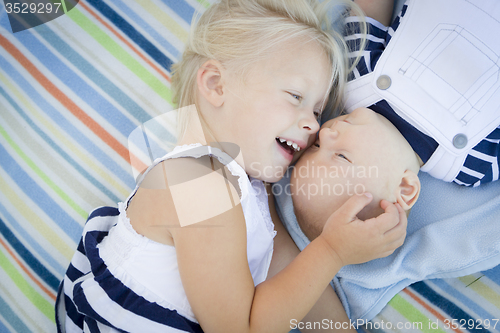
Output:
[196, 60, 225, 107]
[396, 170, 421, 210]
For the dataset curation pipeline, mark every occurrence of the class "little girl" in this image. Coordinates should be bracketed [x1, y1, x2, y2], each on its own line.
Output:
[55, 1, 407, 332]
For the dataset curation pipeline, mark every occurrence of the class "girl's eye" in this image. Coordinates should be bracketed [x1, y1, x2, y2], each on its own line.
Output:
[289, 92, 302, 101]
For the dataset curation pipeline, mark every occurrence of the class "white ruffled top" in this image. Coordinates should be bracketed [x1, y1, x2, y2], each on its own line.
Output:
[98, 144, 276, 322]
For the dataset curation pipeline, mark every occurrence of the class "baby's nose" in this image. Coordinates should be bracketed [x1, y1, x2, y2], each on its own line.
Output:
[319, 126, 339, 143]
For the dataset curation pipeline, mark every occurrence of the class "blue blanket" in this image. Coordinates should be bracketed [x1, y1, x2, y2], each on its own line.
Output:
[275, 170, 500, 321]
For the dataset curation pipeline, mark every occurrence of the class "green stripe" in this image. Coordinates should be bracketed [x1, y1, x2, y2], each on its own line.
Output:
[0, 249, 55, 323]
[66, 7, 172, 104]
[390, 294, 446, 333]
[0, 124, 87, 219]
[195, 0, 211, 8]
[61, 0, 68, 13]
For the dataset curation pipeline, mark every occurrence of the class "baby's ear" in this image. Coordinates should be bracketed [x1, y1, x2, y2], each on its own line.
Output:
[396, 170, 420, 210]
[196, 59, 225, 107]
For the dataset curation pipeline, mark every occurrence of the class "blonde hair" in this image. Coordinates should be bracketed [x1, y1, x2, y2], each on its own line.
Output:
[171, 0, 366, 139]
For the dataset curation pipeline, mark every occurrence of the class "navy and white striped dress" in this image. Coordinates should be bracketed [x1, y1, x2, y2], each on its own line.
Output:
[344, 3, 500, 187]
[55, 144, 276, 332]
[56, 206, 205, 333]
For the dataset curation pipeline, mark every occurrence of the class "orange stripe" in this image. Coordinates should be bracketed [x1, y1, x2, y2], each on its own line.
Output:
[0, 34, 148, 173]
[79, 0, 172, 83]
[403, 288, 464, 333]
[0, 237, 56, 301]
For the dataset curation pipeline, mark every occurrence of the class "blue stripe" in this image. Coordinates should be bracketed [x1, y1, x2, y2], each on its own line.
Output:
[367, 22, 388, 39]
[87, 0, 175, 73]
[0, 317, 12, 333]
[73, 223, 203, 332]
[85, 317, 107, 333]
[411, 281, 491, 333]
[455, 171, 479, 186]
[127, 120, 171, 164]
[0, 53, 135, 189]
[109, 0, 181, 59]
[56, 282, 68, 333]
[472, 140, 499, 157]
[86, 235, 203, 332]
[0, 217, 60, 290]
[0, 144, 82, 242]
[34, 23, 154, 125]
[73, 282, 127, 333]
[66, 262, 85, 282]
[11, 24, 140, 138]
[77, 237, 86, 254]
[486, 127, 500, 140]
[159, 0, 197, 24]
[0, 85, 122, 204]
[0, 294, 30, 333]
[87, 206, 119, 220]
[0, 200, 64, 275]
[346, 21, 388, 74]
[429, 279, 495, 326]
[63, 293, 85, 331]
[346, 20, 388, 38]
[482, 265, 500, 284]
[57, 289, 85, 333]
[464, 155, 491, 182]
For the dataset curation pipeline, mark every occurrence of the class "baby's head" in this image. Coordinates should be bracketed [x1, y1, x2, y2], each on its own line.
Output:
[291, 107, 422, 241]
[170, 0, 365, 182]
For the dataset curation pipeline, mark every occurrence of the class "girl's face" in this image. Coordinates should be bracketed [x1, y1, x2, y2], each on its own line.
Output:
[218, 39, 332, 182]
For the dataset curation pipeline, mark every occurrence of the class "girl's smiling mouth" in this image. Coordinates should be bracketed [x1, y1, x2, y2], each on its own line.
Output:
[276, 137, 305, 161]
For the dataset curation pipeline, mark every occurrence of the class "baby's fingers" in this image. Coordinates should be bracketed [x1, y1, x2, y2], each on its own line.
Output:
[375, 200, 404, 233]
[380, 203, 407, 249]
[331, 192, 374, 224]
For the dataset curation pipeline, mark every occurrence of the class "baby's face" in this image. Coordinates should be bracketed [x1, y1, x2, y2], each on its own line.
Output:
[291, 107, 410, 240]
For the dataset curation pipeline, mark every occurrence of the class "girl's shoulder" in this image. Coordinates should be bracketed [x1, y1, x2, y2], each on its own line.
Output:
[126, 146, 245, 242]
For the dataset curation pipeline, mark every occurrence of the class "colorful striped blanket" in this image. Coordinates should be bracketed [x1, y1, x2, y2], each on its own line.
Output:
[0, 0, 498, 332]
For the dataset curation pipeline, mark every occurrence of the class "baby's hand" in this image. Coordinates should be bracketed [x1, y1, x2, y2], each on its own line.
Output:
[320, 193, 407, 267]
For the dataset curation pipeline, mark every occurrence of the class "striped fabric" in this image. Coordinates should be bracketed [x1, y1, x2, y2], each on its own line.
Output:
[0, 1, 498, 332]
[365, 266, 500, 333]
[58, 206, 203, 332]
[0, 0, 211, 331]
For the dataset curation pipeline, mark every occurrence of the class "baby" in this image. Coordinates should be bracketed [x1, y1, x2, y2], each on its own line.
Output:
[343, 0, 500, 187]
[287, 106, 421, 242]
[288, 0, 500, 242]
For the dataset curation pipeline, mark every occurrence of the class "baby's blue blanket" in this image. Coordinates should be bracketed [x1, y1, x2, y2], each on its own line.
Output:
[275, 171, 500, 321]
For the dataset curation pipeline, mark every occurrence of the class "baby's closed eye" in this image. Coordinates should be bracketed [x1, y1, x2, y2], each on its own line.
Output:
[336, 153, 350, 162]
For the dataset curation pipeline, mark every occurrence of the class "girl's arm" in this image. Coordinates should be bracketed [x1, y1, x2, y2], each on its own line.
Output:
[136, 157, 406, 333]
[267, 188, 354, 333]
[355, 0, 394, 26]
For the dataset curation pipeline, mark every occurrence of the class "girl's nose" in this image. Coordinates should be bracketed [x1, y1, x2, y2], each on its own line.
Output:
[299, 113, 320, 133]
